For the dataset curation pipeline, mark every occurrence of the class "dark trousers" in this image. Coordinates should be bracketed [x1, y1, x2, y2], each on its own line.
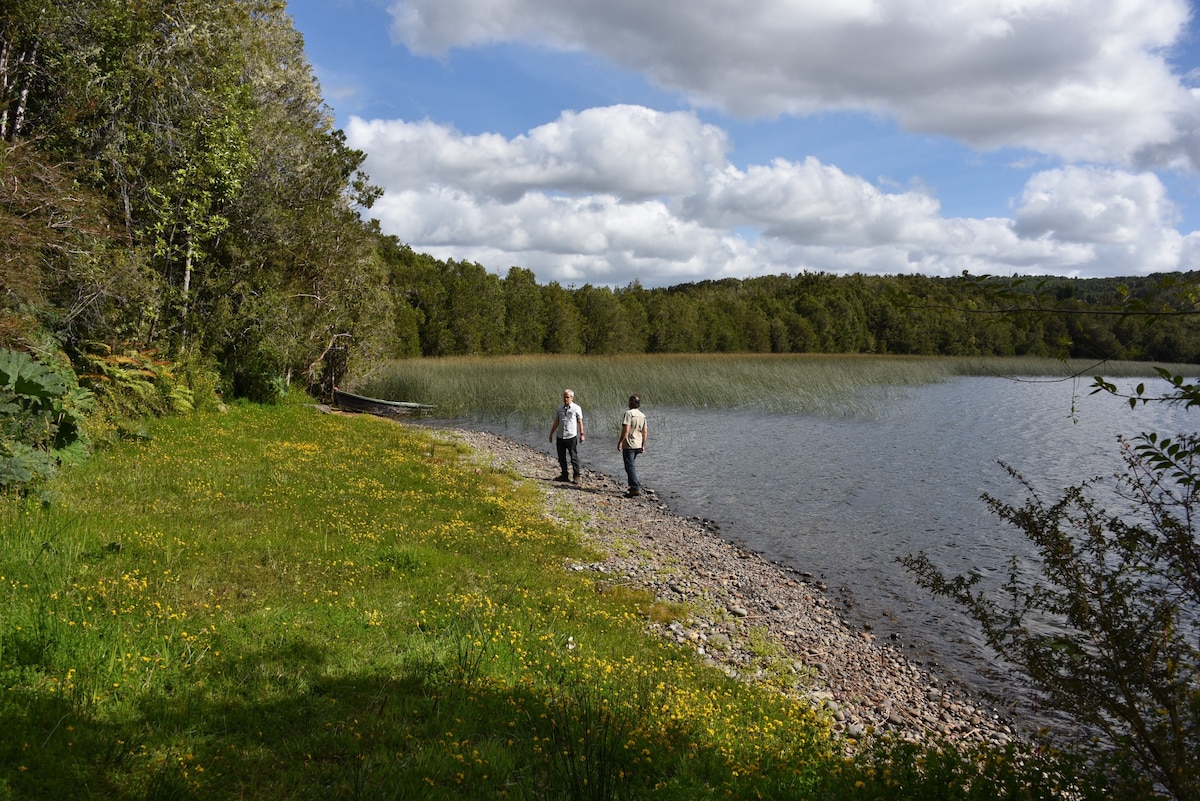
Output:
[556, 435, 580, 478]
[622, 447, 642, 490]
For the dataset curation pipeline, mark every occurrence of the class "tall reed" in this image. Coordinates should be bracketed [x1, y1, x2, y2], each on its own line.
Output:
[353, 354, 1193, 425]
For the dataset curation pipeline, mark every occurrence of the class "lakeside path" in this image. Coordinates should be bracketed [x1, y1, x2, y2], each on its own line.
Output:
[427, 423, 1029, 750]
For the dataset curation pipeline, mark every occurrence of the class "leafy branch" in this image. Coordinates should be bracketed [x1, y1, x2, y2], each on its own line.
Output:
[901, 441, 1200, 799]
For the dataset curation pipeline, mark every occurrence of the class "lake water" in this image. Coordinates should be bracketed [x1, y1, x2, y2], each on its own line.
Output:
[429, 376, 1195, 721]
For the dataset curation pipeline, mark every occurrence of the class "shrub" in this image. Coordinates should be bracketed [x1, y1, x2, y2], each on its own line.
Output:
[0, 348, 92, 495]
[902, 428, 1200, 800]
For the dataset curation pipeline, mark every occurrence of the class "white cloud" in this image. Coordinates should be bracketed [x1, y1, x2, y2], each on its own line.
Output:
[684, 158, 944, 246]
[1012, 166, 1186, 273]
[346, 105, 729, 201]
[1015, 167, 1178, 244]
[351, 107, 1191, 286]
[386, 0, 1200, 167]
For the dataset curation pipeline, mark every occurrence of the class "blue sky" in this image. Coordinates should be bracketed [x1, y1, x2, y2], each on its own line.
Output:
[288, 0, 1200, 288]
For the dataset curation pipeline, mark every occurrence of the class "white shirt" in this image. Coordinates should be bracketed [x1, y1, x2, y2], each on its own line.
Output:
[556, 401, 583, 439]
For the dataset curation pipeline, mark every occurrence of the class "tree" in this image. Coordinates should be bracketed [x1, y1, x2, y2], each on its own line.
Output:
[0, 0, 54, 141]
[200, 0, 387, 395]
[542, 282, 584, 354]
[575, 284, 628, 354]
[615, 281, 650, 353]
[503, 266, 546, 354]
[0, 142, 153, 351]
[385, 244, 451, 357]
[2, 0, 391, 397]
[31, 0, 258, 351]
[444, 260, 506, 355]
[645, 292, 701, 353]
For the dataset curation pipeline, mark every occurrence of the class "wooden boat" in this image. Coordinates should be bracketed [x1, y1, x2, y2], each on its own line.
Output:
[332, 388, 435, 417]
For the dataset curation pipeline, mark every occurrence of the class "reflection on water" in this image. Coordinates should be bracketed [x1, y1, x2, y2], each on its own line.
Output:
[429, 376, 1195, 727]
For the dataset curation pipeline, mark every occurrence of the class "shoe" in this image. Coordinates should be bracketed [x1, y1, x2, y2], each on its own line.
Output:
[554, 474, 569, 482]
[571, 475, 581, 484]
[625, 489, 641, 497]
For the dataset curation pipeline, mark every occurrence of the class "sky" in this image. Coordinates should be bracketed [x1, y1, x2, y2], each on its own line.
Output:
[287, 0, 1200, 289]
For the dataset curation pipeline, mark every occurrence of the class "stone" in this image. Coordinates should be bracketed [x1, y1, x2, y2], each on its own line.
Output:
[435, 425, 1024, 752]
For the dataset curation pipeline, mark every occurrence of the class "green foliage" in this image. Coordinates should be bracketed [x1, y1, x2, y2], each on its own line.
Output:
[0, 142, 155, 353]
[380, 251, 1200, 364]
[4, 0, 388, 400]
[74, 343, 194, 419]
[0, 348, 92, 494]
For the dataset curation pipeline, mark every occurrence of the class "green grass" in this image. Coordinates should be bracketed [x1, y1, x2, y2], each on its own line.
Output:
[0, 401, 1106, 799]
[355, 353, 1197, 425]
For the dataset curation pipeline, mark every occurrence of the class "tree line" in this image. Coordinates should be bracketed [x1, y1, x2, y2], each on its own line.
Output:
[385, 240, 1200, 365]
[4, 0, 1199, 409]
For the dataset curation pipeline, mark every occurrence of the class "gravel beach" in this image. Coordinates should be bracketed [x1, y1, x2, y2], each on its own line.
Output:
[433, 424, 1030, 749]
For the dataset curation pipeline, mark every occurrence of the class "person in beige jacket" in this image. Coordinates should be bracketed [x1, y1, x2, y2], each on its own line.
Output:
[617, 394, 648, 497]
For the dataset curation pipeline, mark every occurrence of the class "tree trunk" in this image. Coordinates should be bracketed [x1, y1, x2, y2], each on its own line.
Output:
[1, 38, 10, 139]
[6, 40, 36, 139]
[180, 232, 194, 349]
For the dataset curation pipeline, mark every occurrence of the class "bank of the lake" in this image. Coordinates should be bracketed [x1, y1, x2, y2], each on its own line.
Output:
[424, 422, 1027, 748]
[7, 398, 1103, 800]
[7, 402, 856, 799]
[387, 360, 1199, 741]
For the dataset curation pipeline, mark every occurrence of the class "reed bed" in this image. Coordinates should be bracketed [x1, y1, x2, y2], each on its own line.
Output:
[353, 354, 1195, 426]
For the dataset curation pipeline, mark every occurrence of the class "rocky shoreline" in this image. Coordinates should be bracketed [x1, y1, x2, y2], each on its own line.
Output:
[434, 425, 1029, 749]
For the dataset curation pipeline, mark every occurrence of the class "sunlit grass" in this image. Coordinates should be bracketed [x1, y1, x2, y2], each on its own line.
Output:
[0, 400, 1106, 799]
[1, 402, 836, 798]
[354, 353, 1197, 425]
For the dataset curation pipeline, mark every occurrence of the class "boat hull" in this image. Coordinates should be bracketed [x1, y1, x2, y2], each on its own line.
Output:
[332, 389, 435, 417]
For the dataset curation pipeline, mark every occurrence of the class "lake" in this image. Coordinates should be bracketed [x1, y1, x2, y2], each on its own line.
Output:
[427, 375, 1196, 719]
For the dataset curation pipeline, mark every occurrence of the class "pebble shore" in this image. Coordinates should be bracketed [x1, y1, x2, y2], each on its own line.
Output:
[435, 425, 1029, 749]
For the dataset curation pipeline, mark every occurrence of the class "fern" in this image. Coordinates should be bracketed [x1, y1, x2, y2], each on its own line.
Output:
[75, 344, 193, 418]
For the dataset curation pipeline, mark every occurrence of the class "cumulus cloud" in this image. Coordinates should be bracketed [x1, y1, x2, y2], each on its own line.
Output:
[350, 107, 1193, 287]
[685, 158, 944, 246]
[1012, 166, 1187, 274]
[346, 105, 729, 201]
[386, 0, 1200, 167]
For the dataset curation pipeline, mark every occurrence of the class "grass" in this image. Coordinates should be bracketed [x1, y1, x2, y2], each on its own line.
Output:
[353, 353, 1198, 425]
[0, 400, 1108, 799]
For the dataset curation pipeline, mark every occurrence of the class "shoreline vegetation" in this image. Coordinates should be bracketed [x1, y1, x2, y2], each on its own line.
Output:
[0, 398, 1100, 799]
[354, 353, 1200, 424]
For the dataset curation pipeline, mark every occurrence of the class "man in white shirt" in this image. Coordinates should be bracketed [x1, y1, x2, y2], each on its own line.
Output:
[548, 388, 585, 483]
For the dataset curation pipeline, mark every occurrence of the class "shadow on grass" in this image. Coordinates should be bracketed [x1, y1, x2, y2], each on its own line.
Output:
[1, 633, 820, 801]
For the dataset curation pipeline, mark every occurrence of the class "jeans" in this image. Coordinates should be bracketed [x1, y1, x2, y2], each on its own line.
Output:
[622, 447, 643, 491]
[556, 436, 580, 478]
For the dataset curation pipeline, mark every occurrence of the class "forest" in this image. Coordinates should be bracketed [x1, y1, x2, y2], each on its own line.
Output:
[4, 0, 1200, 407]
[384, 242, 1200, 364]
